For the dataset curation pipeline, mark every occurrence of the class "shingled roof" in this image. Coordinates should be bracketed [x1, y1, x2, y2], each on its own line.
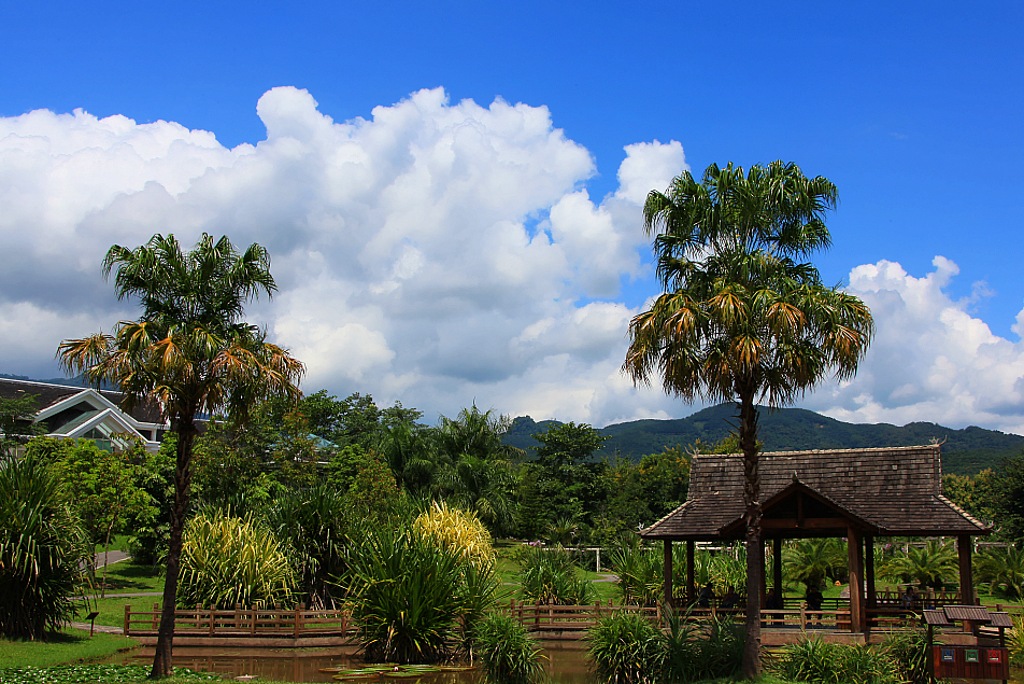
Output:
[641, 444, 990, 541]
[0, 377, 164, 423]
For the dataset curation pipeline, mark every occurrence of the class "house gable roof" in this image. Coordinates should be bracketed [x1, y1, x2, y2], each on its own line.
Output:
[1, 377, 166, 450]
[641, 444, 990, 540]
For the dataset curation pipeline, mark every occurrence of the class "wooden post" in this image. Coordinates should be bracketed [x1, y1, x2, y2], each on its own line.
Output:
[152, 602, 159, 631]
[865, 534, 876, 612]
[124, 604, 131, 636]
[847, 526, 864, 632]
[772, 537, 783, 605]
[957, 535, 975, 604]
[686, 540, 695, 605]
[663, 540, 673, 606]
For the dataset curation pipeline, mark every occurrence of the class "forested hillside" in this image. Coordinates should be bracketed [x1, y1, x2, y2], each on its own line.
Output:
[505, 404, 1024, 475]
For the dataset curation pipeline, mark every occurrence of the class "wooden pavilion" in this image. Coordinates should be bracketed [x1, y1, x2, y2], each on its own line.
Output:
[640, 444, 991, 633]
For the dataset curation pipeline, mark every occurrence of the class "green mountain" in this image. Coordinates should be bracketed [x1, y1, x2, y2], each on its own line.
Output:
[505, 404, 1024, 475]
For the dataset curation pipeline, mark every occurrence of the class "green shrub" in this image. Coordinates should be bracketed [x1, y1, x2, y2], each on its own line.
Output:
[515, 545, 595, 605]
[587, 611, 665, 684]
[771, 637, 898, 684]
[1009, 614, 1024, 669]
[609, 537, 662, 606]
[879, 627, 929, 684]
[475, 613, 544, 684]
[343, 525, 498, 663]
[177, 512, 295, 609]
[663, 610, 742, 682]
[267, 484, 350, 610]
[0, 457, 89, 639]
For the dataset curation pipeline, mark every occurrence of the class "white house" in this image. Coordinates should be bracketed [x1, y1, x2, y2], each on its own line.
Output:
[0, 377, 168, 452]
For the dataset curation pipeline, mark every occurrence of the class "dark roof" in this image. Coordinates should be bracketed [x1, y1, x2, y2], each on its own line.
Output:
[0, 377, 165, 425]
[641, 445, 990, 540]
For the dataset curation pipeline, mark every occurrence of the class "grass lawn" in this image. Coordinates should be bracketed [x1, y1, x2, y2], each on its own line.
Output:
[0, 630, 136, 669]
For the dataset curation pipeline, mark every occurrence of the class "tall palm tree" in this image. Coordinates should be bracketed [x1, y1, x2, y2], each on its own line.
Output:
[623, 162, 873, 677]
[58, 233, 304, 678]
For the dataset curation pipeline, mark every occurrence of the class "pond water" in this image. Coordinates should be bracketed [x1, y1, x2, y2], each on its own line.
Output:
[119, 642, 594, 683]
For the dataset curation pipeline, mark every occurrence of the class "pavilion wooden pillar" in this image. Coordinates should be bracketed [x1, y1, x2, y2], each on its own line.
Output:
[686, 541, 696, 605]
[957, 535, 975, 604]
[847, 526, 865, 632]
[663, 540, 673, 606]
[865, 534, 876, 611]
[772, 537, 783, 604]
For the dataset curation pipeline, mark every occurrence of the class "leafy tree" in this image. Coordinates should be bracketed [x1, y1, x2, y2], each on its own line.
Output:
[431, 406, 523, 535]
[375, 420, 439, 497]
[623, 161, 874, 676]
[0, 392, 43, 457]
[596, 447, 692, 541]
[942, 470, 996, 524]
[533, 421, 607, 469]
[989, 452, 1024, 542]
[437, 405, 522, 462]
[126, 437, 176, 565]
[526, 422, 609, 542]
[46, 439, 149, 596]
[0, 455, 90, 638]
[57, 233, 304, 678]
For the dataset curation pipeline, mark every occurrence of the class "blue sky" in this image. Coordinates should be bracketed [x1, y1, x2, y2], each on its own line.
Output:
[2, 3, 1024, 434]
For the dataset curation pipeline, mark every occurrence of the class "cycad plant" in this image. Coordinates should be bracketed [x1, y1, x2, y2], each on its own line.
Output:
[881, 539, 957, 590]
[784, 538, 847, 589]
[0, 456, 90, 639]
[177, 512, 296, 609]
[975, 544, 1024, 600]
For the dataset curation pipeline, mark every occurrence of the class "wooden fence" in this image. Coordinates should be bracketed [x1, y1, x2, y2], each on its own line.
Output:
[124, 596, 1007, 645]
[124, 603, 354, 642]
[503, 600, 659, 636]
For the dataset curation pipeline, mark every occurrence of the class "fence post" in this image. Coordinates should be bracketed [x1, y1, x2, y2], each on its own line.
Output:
[124, 604, 131, 636]
[294, 603, 303, 638]
[152, 603, 159, 631]
[209, 606, 215, 636]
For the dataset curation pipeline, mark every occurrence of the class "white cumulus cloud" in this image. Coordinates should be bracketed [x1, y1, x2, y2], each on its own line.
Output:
[0, 87, 680, 424]
[5, 88, 1024, 436]
[804, 256, 1024, 435]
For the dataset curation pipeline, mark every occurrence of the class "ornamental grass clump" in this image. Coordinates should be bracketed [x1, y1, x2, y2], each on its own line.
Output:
[413, 501, 495, 569]
[343, 525, 499, 664]
[475, 613, 544, 684]
[515, 544, 595, 605]
[587, 611, 665, 684]
[177, 512, 295, 609]
[770, 637, 898, 684]
[663, 609, 742, 682]
[1009, 614, 1024, 669]
[0, 456, 90, 639]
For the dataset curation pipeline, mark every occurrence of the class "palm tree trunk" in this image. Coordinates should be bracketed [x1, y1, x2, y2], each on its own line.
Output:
[738, 395, 762, 679]
[151, 421, 196, 679]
